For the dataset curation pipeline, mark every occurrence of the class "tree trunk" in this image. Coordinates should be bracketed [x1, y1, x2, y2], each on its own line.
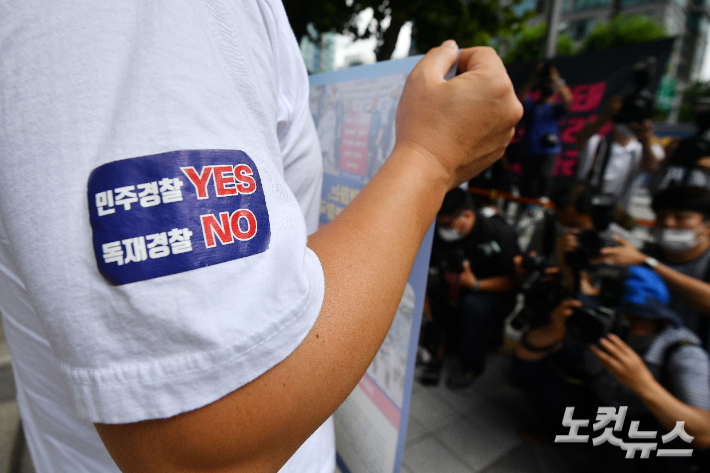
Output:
[376, 16, 407, 62]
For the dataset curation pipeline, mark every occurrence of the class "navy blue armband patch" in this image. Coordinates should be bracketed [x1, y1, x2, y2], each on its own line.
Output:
[88, 150, 270, 285]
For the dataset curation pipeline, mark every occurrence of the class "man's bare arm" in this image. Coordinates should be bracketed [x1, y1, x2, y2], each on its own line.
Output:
[95, 43, 523, 473]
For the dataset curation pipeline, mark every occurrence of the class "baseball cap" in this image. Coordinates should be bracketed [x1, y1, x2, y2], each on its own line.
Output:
[618, 266, 682, 326]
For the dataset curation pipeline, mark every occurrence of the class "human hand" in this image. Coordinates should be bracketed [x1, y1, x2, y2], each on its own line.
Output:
[395, 41, 523, 189]
[459, 261, 477, 289]
[593, 235, 646, 266]
[605, 97, 623, 118]
[590, 334, 656, 394]
[550, 299, 582, 329]
[558, 229, 578, 255]
[443, 261, 476, 288]
[514, 252, 559, 281]
[630, 119, 653, 143]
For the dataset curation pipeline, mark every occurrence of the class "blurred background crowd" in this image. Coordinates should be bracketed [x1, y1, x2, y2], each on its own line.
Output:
[418, 59, 710, 472]
[280, 1, 710, 471]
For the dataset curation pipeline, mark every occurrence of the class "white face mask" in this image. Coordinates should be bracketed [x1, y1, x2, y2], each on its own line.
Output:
[657, 228, 702, 253]
[437, 226, 465, 242]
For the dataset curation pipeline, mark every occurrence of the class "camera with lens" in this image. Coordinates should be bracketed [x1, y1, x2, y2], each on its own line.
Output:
[565, 264, 630, 345]
[509, 254, 565, 330]
[614, 57, 656, 125]
[565, 193, 618, 270]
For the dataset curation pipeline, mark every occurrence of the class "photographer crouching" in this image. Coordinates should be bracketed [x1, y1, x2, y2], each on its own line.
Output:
[513, 266, 710, 472]
[421, 188, 520, 389]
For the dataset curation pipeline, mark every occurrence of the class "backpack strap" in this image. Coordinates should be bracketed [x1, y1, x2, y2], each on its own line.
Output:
[583, 135, 613, 187]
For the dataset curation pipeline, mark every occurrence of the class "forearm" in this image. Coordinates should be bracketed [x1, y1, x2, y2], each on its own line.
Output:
[655, 263, 710, 315]
[635, 380, 710, 449]
[575, 115, 611, 150]
[476, 274, 517, 293]
[558, 85, 573, 108]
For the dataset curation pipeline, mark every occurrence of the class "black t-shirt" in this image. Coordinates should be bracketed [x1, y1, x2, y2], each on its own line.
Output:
[431, 210, 520, 281]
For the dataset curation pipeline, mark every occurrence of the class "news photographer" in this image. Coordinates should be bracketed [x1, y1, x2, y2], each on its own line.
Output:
[594, 185, 710, 351]
[650, 97, 710, 191]
[553, 184, 639, 294]
[516, 62, 573, 199]
[423, 188, 520, 389]
[513, 266, 710, 472]
[576, 58, 665, 210]
[508, 181, 630, 332]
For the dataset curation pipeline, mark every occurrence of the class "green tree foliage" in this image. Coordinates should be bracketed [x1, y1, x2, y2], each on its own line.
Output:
[502, 24, 576, 64]
[283, 0, 529, 62]
[580, 15, 667, 53]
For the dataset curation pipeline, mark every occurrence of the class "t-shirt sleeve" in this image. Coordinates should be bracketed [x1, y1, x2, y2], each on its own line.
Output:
[271, 0, 323, 235]
[0, 2, 325, 424]
[668, 346, 710, 411]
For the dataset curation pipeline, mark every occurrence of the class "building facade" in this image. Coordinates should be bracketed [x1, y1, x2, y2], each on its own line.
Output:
[525, 0, 709, 119]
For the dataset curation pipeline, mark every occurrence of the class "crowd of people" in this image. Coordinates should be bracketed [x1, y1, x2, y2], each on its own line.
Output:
[420, 60, 710, 472]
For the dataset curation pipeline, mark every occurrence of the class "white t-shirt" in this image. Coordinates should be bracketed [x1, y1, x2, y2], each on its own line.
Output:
[577, 134, 665, 208]
[0, 1, 333, 472]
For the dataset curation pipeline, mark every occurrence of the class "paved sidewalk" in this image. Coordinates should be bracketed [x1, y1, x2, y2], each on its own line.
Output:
[402, 353, 580, 473]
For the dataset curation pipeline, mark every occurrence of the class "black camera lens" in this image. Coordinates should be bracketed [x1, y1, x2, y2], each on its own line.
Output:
[566, 306, 620, 345]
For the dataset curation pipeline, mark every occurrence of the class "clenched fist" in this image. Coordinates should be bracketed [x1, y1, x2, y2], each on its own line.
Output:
[395, 41, 523, 189]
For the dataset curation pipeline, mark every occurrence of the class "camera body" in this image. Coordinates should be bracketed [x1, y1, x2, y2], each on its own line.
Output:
[565, 193, 618, 270]
[614, 89, 655, 125]
[510, 254, 565, 330]
[565, 264, 630, 345]
[566, 305, 629, 345]
[614, 57, 656, 125]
